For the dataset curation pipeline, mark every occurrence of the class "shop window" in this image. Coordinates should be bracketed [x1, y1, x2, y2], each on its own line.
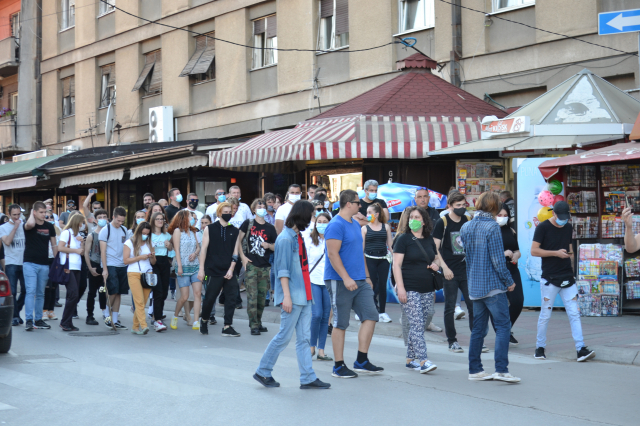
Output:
[317, 0, 349, 51]
[62, 76, 75, 117]
[180, 33, 215, 83]
[61, 0, 75, 30]
[492, 0, 534, 12]
[252, 15, 277, 69]
[132, 50, 162, 96]
[100, 64, 116, 107]
[398, 0, 434, 33]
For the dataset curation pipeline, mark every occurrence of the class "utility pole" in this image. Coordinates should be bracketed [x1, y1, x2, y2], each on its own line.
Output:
[451, 0, 462, 87]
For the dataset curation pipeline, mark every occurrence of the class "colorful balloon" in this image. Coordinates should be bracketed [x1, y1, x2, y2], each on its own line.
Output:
[553, 194, 565, 204]
[537, 207, 554, 223]
[538, 190, 554, 207]
[548, 180, 563, 195]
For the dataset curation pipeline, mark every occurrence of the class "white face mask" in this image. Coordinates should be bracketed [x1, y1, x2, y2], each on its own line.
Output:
[289, 194, 301, 203]
[496, 217, 509, 227]
[324, 201, 330, 209]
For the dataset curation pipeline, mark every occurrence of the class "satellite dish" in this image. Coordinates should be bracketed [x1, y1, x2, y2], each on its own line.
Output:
[105, 102, 114, 145]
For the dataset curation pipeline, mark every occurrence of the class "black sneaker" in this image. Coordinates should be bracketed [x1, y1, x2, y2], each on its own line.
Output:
[25, 320, 34, 331]
[222, 326, 240, 337]
[34, 320, 51, 329]
[253, 373, 280, 388]
[332, 365, 358, 379]
[353, 360, 384, 374]
[300, 378, 331, 389]
[60, 324, 79, 332]
[200, 321, 209, 335]
[18, 317, 23, 324]
[534, 347, 546, 360]
[105, 318, 113, 328]
[114, 321, 127, 330]
[54, 302, 62, 308]
[510, 334, 519, 345]
[251, 328, 261, 335]
[259, 326, 268, 333]
[86, 316, 99, 325]
[209, 318, 217, 325]
[577, 346, 595, 362]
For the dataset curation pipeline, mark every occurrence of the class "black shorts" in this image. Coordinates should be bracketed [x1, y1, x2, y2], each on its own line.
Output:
[106, 266, 129, 295]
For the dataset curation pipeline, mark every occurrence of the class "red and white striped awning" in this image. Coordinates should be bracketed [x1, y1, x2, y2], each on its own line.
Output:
[209, 115, 482, 169]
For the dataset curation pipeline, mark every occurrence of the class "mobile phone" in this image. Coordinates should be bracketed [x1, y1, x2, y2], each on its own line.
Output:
[88, 188, 97, 194]
[626, 195, 634, 212]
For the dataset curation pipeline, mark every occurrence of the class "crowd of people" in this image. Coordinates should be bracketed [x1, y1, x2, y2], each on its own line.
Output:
[2, 179, 602, 388]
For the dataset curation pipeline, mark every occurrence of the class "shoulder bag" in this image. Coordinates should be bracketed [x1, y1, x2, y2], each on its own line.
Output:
[49, 232, 72, 284]
[138, 259, 158, 289]
[412, 236, 444, 291]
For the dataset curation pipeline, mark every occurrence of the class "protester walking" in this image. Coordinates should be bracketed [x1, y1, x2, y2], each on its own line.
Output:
[123, 221, 156, 335]
[83, 209, 109, 325]
[0, 205, 26, 326]
[58, 214, 88, 332]
[254, 200, 331, 389]
[43, 211, 61, 321]
[460, 192, 520, 383]
[150, 212, 172, 332]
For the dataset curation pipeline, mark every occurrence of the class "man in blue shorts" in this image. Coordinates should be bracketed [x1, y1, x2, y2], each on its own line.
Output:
[325, 189, 384, 378]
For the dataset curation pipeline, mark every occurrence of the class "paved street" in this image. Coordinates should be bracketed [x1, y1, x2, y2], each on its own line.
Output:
[1, 297, 639, 426]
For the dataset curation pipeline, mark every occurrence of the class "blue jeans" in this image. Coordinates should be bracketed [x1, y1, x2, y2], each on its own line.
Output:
[6, 264, 25, 319]
[23, 262, 50, 322]
[310, 284, 330, 350]
[256, 300, 317, 385]
[469, 292, 511, 374]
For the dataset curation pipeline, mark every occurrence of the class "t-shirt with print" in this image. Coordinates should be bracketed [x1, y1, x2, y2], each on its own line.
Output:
[240, 219, 277, 268]
[533, 219, 574, 282]
[98, 223, 127, 268]
[432, 213, 469, 278]
[23, 221, 55, 265]
[0, 221, 25, 265]
[323, 215, 366, 281]
[298, 233, 312, 300]
[393, 233, 437, 293]
[359, 198, 388, 217]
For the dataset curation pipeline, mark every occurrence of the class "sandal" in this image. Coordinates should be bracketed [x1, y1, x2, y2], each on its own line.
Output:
[317, 354, 333, 361]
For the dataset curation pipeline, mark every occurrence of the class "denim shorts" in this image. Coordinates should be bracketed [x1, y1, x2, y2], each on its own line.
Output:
[177, 273, 200, 288]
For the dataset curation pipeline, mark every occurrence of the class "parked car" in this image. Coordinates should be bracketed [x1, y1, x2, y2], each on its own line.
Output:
[0, 271, 14, 353]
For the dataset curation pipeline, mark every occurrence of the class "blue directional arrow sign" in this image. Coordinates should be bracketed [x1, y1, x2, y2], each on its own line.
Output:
[599, 9, 640, 35]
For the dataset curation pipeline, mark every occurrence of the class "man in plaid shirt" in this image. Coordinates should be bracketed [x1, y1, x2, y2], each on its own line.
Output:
[460, 192, 519, 383]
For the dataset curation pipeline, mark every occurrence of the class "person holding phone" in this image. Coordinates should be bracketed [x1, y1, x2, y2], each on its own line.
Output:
[58, 214, 88, 332]
[623, 204, 640, 253]
[123, 221, 156, 335]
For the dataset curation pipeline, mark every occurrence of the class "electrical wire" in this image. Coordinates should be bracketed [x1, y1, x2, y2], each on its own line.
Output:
[438, 0, 639, 58]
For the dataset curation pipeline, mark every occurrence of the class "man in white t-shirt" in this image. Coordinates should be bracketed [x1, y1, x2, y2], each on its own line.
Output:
[183, 193, 204, 229]
[205, 189, 227, 222]
[0, 204, 26, 325]
[229, 185, 253, 223]
[275, 184, 302, 234]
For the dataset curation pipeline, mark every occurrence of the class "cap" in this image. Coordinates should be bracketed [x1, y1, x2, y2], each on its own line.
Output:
[553, 201, 570, 220]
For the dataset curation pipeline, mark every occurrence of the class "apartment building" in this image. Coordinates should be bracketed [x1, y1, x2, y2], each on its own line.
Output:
[0, 0, 40, 154]
[39, 0, 640, 151]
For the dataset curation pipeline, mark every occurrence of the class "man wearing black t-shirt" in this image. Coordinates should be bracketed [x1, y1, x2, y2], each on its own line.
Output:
[165, 188, 182, 222]
[433, 191, 473, 352]
[23, 202, 58, 331]
[531, 201, 595, 362]
[355, 180, 390, 226]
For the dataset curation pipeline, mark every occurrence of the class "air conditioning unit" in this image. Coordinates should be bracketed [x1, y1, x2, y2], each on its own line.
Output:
[62, 145, 80, 154]
[13, 149, 47, 162]
[149, 106, 174, 143]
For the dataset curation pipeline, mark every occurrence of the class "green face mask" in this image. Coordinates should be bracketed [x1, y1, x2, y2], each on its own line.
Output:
[409, 219, 422, 231]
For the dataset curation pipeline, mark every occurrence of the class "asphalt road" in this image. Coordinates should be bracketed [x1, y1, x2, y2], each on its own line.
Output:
[1, 305, 638, 426]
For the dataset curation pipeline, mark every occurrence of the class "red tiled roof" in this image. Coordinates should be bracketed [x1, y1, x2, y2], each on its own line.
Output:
[313, 71, 507, 120]
[396, 53, 437, 70]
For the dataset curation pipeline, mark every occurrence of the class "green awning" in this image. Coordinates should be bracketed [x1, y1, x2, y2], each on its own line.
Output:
[0, 154, 67, 179]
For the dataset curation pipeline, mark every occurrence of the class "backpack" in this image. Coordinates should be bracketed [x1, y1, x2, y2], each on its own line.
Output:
[241, 219, 254, 256]
[106, 223, 127, 243]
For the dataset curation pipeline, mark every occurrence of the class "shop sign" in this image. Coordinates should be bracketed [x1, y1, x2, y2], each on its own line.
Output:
[481, 116, 530, 135]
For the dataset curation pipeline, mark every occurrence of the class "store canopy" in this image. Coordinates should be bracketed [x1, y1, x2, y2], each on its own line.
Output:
[0, 176, 37, 191]
[538, 142, 640, 179]
[59, 169, 124, 189]
[130, 156, 208, 179]
[0, 153, 66, 179]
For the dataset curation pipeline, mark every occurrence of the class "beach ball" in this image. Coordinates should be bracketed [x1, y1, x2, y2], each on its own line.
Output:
[553, 194, 565, 204]
[548, 180, 563, 195]
[537, 207, 554, 223]
[538, 190, 554, 207]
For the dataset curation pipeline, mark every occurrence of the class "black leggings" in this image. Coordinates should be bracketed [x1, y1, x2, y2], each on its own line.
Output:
[86, 262, 106, 318]
[61, 270, 81, 328]
[506, 263, 524, 326]
[152, 256, 171, 320]
[44, 280, 58, 311]
[365, 256, 390, 314]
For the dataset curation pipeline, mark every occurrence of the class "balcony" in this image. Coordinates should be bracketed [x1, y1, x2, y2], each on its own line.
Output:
[0, 37, 18, 78]
[0, 116, 16, 151]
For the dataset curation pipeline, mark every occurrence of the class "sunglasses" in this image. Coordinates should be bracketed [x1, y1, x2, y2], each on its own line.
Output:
[45, 216, 53, 220]
[315, 208, 324, 211]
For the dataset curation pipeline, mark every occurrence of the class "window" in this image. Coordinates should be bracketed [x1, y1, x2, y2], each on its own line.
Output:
[99, 0, 115, 16]
[10, 13, 19, 42]
[62, 76, 75, 117]
[252, 15, 277, 69]
[132, 50, 162, 96]
[61, 0, 75, 29]
[9, 92, 17, 114]
[492, 0, 534, 12]
[318, 0, 349, 51]
[179, 33, 215, 83]
[100, 64, 116, 107]
[399, 0, 434, 33]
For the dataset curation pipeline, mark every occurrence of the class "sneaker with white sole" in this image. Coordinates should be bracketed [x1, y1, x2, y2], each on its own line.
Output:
[449, 342, 464, 353]
[405, 360, 421, 371]
[577, 346, 595, 362]
[454, 306, 466, 320]
[482, 345, 489, 353]
[468, 371, 494, 381]
[426, 322, 442, 332]
[192, 320, 200, 330]
[154, 321, 167, 332]
[378, 313, 392, 323]
[492, 372, 521, 383]
[170, 317, 178, 330]
[418, 361, 437, 374]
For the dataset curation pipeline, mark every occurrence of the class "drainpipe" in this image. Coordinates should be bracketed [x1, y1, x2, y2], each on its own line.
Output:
[36, 0, 42, 148]
[450, 0, 462, 87]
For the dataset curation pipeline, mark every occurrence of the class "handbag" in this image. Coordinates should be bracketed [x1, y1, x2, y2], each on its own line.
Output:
[138, 261, 158, 289]
[412, 236, 444, 291]
[49, 232, 72, 284]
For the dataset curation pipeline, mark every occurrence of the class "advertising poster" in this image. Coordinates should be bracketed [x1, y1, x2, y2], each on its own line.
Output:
[516, 158, 565, 307]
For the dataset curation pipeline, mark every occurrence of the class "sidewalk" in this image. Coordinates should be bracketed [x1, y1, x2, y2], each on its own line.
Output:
[62, 287, 640, 366]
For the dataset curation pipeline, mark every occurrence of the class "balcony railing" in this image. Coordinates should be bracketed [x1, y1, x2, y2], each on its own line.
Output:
[0, 37, 18, 78]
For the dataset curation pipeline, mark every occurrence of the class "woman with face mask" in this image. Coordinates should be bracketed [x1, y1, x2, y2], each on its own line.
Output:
[123, 221, 156, 334]
[57, 213, 88, 331]
[149, 212, 172, 332]
[496, 204, 523, 345]
[130, 210, 146, 238]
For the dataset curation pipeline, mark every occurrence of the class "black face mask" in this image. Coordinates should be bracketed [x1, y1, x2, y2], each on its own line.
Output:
[221, 213, 232, 222]
[188, 200, 198, 209]
[453, 207, 467, 217]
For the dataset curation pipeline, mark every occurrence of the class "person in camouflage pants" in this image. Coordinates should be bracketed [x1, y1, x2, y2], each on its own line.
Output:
[246, 263, 270, 330]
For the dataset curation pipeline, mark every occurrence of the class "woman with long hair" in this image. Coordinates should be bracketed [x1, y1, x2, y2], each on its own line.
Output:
[149, 211, 172, 332]
[57, 213, 88, 331]
[362, 202, 393, 323]
[43, 210, 61, 321]
[130, 210, 147, 237]
[169, 210, 201, 331]
[145, 203, 166, 223]
[123, 221, 156, 335]
[305, 211, 333, 361]
[393, 206, 441, 374]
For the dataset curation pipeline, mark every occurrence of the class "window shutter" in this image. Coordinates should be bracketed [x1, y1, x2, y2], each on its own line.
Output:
[148, 51, 162, 93]
[69, 76, 75, 98]
[108, 64, 116, 86]
[190, 42, 215, 75]
[335, 0, 349, 35]
[266, 15, 277, 38]
[320, 0, 333, 18]
[179, 35, 207, 77]
[63, 77, 70, 97]
[131, 56, 155, 92]
[254, 19, 265, 35]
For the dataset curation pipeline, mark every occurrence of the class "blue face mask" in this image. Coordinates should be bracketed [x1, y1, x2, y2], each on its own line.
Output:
[368, 192, 377, 201]
[175, 194, 183, 203]
[256, 208, 267, 217]
[142, 234, 148, 241]
[555, 218, 568, 227]
[48, 221, 55, 225]
[316, 223, 328, 234]
[98, 219, 107, 228]
[136, 218, 144, 225]
[189, 218, 196, 226]
[315, 210, 322, 217]
[217, 194, 226, 202]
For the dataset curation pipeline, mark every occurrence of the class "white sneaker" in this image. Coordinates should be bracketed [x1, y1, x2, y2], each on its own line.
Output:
[354, 314, 360, 321]
[378, 313, 392, 323]
[469, 371, 494, 381]
[154, 321, 167, 332]
[454, 306, 466, 320]
[492, 372, 521, 383]
[426, 322, 442, 332]
[192, 320, 200, 330]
